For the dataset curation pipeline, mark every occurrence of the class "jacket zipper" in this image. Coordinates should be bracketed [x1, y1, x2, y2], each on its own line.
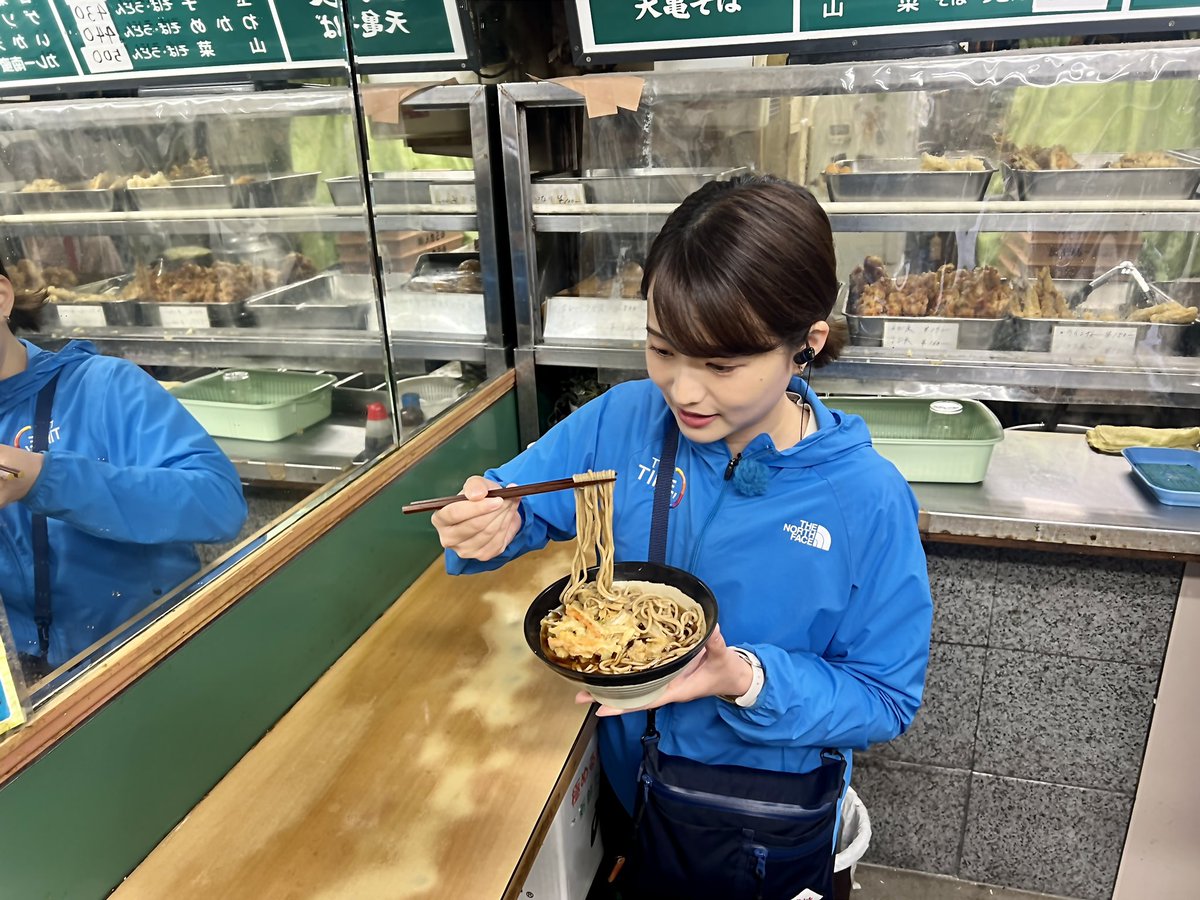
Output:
[686, 452, 743, 571]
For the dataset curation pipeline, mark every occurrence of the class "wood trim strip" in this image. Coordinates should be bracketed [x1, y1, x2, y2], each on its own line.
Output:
[0, 370, 516, 788]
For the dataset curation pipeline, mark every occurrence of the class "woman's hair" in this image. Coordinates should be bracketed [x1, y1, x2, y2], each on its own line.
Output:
[0, 258, 46, 332]
[642, 173, 846, 368]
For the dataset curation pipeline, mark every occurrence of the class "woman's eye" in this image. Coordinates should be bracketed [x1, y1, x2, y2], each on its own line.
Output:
[649, 346, 673, 358]
[707, 363, 736, 374]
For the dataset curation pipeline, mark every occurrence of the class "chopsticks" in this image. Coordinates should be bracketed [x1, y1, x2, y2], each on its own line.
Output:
[0, 463, 21, 479]
[402, 471, 616, 515]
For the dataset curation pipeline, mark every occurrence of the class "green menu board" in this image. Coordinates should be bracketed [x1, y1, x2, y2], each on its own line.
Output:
[0, 0, 351, 95]
[572, 0, 1200, 61]
[346, 0, 474, 69]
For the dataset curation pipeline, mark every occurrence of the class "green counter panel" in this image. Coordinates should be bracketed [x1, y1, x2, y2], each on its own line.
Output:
[0, 393, 518, 899]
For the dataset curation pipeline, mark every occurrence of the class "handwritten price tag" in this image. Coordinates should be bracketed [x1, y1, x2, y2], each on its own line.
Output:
[1050, 324, 1137, 357]
[384, 291, 486, 337]
[428, 184, 476, 207]
[531, 182, 587, 207]
[882, 320, 960, 351]
[68, 2, 134, 74]
[56, 304, 106, 328]
[157, 305, 210, 329]
[543, 297, 646, 342]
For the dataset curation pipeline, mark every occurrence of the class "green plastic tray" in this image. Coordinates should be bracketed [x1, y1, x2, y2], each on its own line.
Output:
[825, 396, 1004, 483]
[172, 370, 336, 442]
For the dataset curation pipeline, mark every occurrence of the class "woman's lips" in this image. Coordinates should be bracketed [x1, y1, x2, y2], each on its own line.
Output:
[677, 409, 717, 428]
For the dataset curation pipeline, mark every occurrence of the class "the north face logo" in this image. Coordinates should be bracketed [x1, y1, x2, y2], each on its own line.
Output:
[782, 520, 831, 551]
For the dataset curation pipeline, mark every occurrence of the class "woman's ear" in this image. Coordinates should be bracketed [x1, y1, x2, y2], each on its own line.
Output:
[805, 320, 830, 356]
[0, 277, 14, 320]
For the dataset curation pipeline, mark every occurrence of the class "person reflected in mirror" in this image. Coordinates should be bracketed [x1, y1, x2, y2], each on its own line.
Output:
[0, 261, 247, 679]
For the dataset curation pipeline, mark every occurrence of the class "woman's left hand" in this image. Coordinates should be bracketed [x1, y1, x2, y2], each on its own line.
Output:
[575, 626, 754, 717]
[0, 446, 43, 509]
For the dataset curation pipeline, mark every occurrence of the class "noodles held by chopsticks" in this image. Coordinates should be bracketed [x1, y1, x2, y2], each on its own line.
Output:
[540, 472, 706, 674]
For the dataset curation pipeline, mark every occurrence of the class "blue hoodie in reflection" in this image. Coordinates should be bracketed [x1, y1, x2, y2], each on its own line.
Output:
[0, 341, 247, 667]
[448, 378, 932, 813]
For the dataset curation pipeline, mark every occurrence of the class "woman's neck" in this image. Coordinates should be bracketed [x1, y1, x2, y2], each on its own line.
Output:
[0, 330, 28, 381]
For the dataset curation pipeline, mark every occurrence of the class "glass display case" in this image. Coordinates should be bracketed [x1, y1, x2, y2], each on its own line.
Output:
[498, 43, 1200, 444]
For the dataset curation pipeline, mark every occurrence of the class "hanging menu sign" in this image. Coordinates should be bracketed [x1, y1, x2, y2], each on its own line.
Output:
[0, 0, 350, 95]
[345, 0, 475, 70]
[569, 0, 1200, 62]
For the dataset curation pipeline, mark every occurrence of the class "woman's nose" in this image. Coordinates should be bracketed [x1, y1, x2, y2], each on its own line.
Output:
[671, 368, 706, 406]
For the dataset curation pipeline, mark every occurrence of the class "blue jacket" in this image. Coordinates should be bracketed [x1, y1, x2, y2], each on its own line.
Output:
[449, 378, 933, 812]
[0, 341, 247, 666]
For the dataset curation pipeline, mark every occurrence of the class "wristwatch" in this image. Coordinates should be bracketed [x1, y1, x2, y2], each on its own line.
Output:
[721, 647, 765, 708]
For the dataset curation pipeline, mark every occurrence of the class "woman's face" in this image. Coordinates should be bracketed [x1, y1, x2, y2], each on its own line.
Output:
[645, 295, 823, 455]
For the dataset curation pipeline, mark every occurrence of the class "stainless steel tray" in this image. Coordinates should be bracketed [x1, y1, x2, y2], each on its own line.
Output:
[845, 313, 1007, 350]
[128, 184, 238, 211]
[533, 166, 748, 204]
[43, 276, 140, 328]
[825, 157, 995, 202]
[137, 299, 250, 328]
[238, 172, 320, 208]
[1002, 154, 1200, 200]
[15, 188, 115, 214]
[1010, 316, 1188, 356]
[243, 273, 375, 330]
[372, 170, 475, 205]
[324, 175, 364, 206]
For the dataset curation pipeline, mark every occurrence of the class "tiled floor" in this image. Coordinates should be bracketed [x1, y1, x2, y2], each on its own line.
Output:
[853, 864, 1074, 900]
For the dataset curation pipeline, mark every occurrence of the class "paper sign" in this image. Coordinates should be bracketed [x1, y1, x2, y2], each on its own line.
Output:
[385, 291, 486, 337]
[543, 297, 646, 343]
[1050, 324, 1137, 356]
[158, 305, 210, 329]
[56, 304, 106, 328]
[531, 182, 587, 207]
[428, 184, 476, 207]
[882, 320, 960, 351]
[68, 2, 133, 74]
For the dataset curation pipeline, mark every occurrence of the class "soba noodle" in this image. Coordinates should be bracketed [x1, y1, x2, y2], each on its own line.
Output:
[540, 472, 707, 674]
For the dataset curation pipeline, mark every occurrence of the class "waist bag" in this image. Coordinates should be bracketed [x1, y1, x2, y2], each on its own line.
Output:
[627, 416, 845, 900]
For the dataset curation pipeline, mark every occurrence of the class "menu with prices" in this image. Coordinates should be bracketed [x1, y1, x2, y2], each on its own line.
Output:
[0, 0, 351, 93]
[882, 320, 960, 351]
[1050, 324, 1138, 357]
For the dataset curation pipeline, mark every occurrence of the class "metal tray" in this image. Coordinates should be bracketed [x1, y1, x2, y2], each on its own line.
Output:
[0, 181, 25, 214]
[15, 188, 115, 214]
[137, 298, 250, 328]
[42, 275, 140, 328]
[128, 184, 238, 211]
[1010, 316, 1188, 356]
[845, 313, 1007, 350]
[324, 175, 364, 206]
[238, 172, 320, 208]
[243, 273, 375, 330]
[532, 166, 749, 204]
[373, 170, 475, 205]
[825, 157, 995, 202]
[1002, 154, 1200, 200]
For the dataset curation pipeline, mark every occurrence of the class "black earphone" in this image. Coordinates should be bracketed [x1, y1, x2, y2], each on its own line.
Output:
[793, 346, 816, 366]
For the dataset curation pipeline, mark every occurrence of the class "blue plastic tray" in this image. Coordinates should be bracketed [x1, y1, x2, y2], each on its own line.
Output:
[1121, 447, 1200, 507]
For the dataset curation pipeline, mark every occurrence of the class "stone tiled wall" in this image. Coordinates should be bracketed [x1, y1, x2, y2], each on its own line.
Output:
[855, 544, 1183, 900]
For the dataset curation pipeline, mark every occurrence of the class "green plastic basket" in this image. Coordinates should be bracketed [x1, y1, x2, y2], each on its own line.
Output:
[825, 396, 1004, 483]
[172, 370, 337, 442]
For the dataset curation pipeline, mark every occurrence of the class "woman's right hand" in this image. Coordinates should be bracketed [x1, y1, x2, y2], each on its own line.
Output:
[431, 475, 522, 561]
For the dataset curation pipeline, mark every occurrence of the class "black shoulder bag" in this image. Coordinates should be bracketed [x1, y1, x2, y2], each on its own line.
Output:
[628, 415, 846, 900]
[17, 372, 61, 680]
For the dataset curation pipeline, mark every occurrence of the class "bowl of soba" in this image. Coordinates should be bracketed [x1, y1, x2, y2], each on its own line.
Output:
[524, 560, 718, 709]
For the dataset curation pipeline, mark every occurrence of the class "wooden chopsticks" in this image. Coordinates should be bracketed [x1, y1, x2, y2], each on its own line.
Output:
[402, 472, 616, 515]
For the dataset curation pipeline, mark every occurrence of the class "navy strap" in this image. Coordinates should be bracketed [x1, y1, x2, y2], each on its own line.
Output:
[646, 417, 679, 565]
[31, 371, 61, 663]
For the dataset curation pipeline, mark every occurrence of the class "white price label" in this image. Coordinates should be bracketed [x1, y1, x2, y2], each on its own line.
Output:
[428, 184, 476, 207]
[543, 297, 646, 343]
[384, 292, 486, 337]
[882, 320, 960, 351]
[157, 305, 210, 329]
[531, 182, 587, 207]
[69, 2, 133, 74]
[1050, 324, 1138, 357]
[56, 304, 106, 328]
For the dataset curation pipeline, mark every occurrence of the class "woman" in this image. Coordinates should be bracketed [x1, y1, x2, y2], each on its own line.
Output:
[0, 264, 247, 676]
[433, 175, 932, 898]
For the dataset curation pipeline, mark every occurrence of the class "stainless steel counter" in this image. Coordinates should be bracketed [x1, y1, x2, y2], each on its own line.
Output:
[916, 431, 1200, 560]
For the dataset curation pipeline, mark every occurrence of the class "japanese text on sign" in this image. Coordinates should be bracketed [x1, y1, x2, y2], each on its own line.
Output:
[883, 320, 960, 351]
[1050, 324, 1138, 357]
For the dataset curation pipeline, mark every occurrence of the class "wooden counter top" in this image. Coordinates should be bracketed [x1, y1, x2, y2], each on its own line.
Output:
[114, 542, 589, 900]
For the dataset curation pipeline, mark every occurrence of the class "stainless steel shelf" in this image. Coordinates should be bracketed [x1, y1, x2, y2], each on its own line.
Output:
[374, 205, 479, 231]
[0, 207, 369, 237]
[42, 327, 491, 369]
[533, 199, 1200, 234]
[531, 342, 1200, 406]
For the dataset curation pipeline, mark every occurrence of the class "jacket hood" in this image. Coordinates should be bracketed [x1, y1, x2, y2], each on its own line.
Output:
[682, 375, 874, 471]
[0, 340, 97, 411]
